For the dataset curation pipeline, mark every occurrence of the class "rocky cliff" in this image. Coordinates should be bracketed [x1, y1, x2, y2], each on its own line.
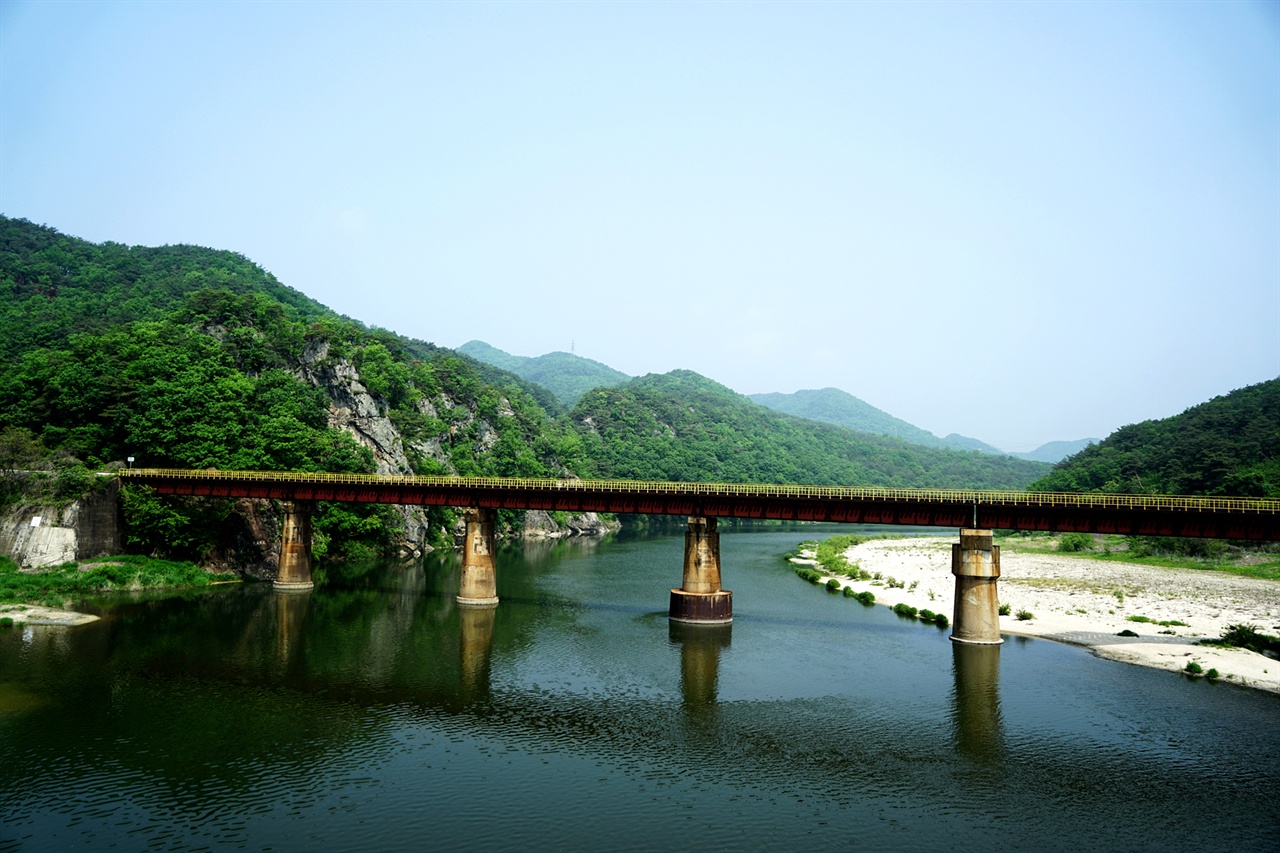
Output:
[0, 479, 122, 568]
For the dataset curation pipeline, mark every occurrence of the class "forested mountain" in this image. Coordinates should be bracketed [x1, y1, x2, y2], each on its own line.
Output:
[458, 340, 631, 406]
[1031, 379, 1280, 497]
[568, 371, 1050, 489]
[0, 216, 581, 562]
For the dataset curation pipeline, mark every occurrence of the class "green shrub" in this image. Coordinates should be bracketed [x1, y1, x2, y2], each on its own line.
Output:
[1117, 629, 1139, 637]
[792, 566, 822, 584]
[1185, 661, 1203, 675]
[919, 609, 936, 621]
[842, 586, 858, 598]
[998, 603, 1011, 616]
[855, 591, 875, 606]
[1015, 610, 1034, 621]
[892, 603, 918, 618]
[1216, 623, 1280, 656]
[1057, 533, 1094, 553]
[932, 613, 949, 628]
[1206, 668, 1220, 679]
[825, 578, 841, 592]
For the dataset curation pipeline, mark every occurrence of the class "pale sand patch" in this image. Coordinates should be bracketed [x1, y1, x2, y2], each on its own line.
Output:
[797, 537, 1280, 695]
[0, 603, 99, 626]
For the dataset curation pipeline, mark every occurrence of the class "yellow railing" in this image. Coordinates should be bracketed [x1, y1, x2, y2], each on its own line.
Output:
[116, 468, 1280, 514]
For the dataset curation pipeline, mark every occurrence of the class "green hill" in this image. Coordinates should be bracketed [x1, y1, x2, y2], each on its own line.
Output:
[0, 216, 579, 561]
[458, 340, 631, 407]
[1031, 379, 1280, 497]
[570, 371, 1050, 489]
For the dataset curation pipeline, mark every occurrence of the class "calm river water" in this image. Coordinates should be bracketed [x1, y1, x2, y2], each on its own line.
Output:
[1, 525, 1277, 852]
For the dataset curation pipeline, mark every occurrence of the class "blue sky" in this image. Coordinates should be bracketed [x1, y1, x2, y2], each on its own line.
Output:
[2, 1, 1276, 451]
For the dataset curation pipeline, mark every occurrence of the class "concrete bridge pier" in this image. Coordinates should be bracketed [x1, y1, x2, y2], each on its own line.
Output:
[669, 516, 732, 624]
[458, 507, 499, 607]
[274, 500, 315, 591]
[950, 529, 1002, 645]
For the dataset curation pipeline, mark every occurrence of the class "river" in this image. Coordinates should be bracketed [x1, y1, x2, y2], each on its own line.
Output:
[1, 525, 1277, 851]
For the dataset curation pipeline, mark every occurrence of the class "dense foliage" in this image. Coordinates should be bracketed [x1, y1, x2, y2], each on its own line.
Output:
[1030, 379, 1280, 497]
[0, 217, 577, 560]
[0, 426, 95, 507]
[568, 371, 1050, 489]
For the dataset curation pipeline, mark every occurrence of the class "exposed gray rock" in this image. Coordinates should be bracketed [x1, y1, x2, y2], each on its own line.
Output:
[522, 509, 619, 539]
[0, 481, 122, 569]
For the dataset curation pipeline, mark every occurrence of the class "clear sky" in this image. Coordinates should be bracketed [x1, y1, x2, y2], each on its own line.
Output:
[2, 1, 1277, 451]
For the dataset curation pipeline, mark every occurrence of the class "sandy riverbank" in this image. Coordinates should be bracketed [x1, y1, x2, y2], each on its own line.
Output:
[797, 537, 1280, 695]
[0, 603, 99, 626]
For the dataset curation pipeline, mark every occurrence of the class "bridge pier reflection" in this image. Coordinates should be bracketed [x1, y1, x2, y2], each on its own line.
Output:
[950, 641, 1004, 760]
[458, 507, 499, 607]
[274, 500, 315, 591]
[670, 620, 731, 710]
[669, 517, 732, 624]
[274, 585, 311, 670]
[459, 603, 496, 702]
[950, 529, 1002, 645]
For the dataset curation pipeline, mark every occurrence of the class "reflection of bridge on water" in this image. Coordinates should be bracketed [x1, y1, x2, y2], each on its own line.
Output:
[256, 575, 1005, 763]
[120, 469, 1280, 646]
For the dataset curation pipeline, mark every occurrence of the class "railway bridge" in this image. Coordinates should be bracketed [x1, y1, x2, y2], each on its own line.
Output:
[118, 468, 1280, 645]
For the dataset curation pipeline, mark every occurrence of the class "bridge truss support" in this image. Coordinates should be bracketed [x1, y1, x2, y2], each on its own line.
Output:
[950, 529, 1002, 645]
[458, 507, 499, 608]
[670, 517, 732, 624]
[275, 500, 315, 591]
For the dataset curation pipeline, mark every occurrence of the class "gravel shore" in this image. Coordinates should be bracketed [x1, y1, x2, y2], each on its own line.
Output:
[799, 537, 1280, 695]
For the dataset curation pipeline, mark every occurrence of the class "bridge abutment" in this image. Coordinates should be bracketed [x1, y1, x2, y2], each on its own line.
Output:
[275, 500, 315, 591]
[458, 507, 499, 607]
[950, 528, 1002, 645]
[670, 516, 732, 624]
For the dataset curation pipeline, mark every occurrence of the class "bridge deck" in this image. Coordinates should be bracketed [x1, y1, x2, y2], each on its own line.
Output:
[118, 469, 1280, 540]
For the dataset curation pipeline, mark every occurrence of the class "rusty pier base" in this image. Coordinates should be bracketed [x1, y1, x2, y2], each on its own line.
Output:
[274, 500, 315, 591]
[950, 528, 1002, 645]
[458, 507, 499, 607]
[669, 516, 732, 624]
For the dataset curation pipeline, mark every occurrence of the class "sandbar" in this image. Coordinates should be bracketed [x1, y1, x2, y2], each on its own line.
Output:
[797, 537, 1280, 695]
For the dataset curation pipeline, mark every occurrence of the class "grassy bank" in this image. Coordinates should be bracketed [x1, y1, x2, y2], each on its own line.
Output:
[995, 533, 1280, 581]
[0, 554, 235, 609]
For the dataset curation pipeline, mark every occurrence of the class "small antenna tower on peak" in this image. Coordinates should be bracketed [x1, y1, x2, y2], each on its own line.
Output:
[571, 339, 575, 354]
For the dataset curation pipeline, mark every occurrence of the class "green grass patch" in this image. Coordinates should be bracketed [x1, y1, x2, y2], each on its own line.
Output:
[1125, 615, 1189, 627]
[0, 554, 232, 606]
[996, 534, 1280, 580]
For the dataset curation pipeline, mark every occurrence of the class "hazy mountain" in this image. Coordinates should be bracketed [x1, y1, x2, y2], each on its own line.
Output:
[936, 433, 1006, 455]
[748, 387, 1008, 455]
[458, 340, 631, 406]
[571, 370, 1051, 490]
[1013, 439, 1098, 464]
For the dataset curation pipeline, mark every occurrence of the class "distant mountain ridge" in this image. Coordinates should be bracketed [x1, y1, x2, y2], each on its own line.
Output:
[458, 340, 630, 406]
[748, 388, 1092, 463]
[463, 341, 1091, 462]
[568, 370, 1050, 489]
